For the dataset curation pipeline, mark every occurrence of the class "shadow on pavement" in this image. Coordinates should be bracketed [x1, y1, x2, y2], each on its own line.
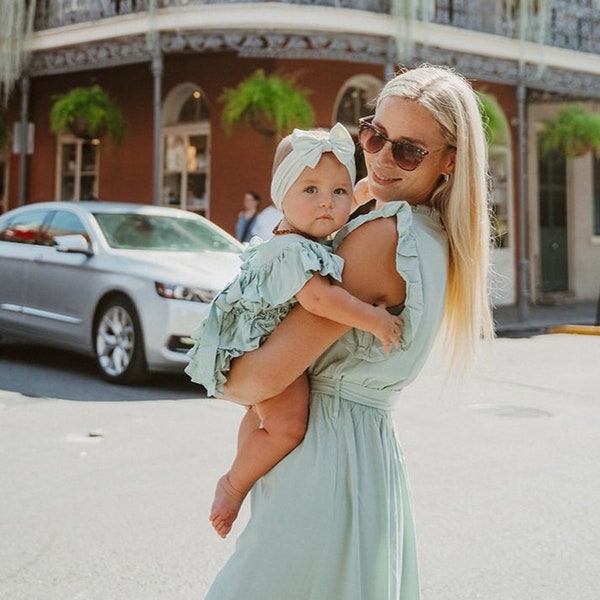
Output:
[0, 340, 205, 402]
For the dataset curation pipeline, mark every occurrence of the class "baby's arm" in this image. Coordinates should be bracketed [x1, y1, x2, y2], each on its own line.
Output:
[295, 274, 402, 353]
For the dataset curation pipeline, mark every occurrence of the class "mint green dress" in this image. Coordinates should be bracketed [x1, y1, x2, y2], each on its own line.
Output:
[185, 234, 344, 397]
[205, 201, 449, 600]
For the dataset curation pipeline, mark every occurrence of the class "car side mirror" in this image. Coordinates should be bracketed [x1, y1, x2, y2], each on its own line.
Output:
[54, 234, 94, 257]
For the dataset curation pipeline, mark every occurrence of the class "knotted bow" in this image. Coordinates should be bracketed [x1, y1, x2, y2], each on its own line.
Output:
[270, 122, 357, 210]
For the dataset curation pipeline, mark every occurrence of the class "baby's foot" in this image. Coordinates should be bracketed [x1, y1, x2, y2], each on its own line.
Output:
[209, 474, 246, 539]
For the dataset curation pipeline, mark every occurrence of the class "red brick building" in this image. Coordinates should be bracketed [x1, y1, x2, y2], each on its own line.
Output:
[2, 1, 599, 307]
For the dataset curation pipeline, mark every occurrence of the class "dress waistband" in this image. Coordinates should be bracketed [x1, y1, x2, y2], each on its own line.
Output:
[309, 375, 398, 411]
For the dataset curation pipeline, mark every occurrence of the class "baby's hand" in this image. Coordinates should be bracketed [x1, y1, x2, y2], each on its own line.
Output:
[371, 304, 403, 353]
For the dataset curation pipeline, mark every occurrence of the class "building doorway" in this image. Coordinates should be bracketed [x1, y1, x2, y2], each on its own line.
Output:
[538, 150, 568, 293]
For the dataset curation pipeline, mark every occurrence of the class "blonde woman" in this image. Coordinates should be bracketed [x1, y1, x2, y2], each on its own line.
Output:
[204, 64, 494, 600]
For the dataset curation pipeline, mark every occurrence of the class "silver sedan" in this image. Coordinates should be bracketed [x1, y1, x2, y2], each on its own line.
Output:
[0, 201, 243, 384]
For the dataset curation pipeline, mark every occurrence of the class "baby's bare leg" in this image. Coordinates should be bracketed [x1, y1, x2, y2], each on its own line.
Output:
[237, 405, 261, 452]
[210, 374, 309, 538]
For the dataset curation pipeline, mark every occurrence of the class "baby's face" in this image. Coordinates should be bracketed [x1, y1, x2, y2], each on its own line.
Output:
[281, 153, 353, 240]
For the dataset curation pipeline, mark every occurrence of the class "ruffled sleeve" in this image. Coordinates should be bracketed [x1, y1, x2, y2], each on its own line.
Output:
[332, 201, 424, 360]
[223, 234, 345, 308]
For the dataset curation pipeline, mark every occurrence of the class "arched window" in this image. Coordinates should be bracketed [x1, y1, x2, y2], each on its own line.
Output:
[334, 75, 382, 182]
[483, 93, 515, 306]
[162, 84, 210, 216]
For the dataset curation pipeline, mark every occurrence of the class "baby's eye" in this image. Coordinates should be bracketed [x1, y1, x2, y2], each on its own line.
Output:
[334, 187, 350, 196]
[304, 186, 318, 194]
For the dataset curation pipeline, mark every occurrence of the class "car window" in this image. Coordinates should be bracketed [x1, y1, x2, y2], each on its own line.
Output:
[0, 209, 49, 245]
[93, 212, 241, 253]
[44, 210, 89, 246]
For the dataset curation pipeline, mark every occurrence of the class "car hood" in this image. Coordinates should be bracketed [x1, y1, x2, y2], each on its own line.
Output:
[109, 250, 242, 290]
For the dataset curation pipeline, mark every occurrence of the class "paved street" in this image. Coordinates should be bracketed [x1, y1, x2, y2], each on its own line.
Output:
[0, 333, 599, 600]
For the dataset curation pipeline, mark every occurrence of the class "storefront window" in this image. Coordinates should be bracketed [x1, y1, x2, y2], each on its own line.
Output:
[162, 86, 210, 216]
[56, 137, 99, 201]
[594, 155, 600, 236]
[0, 154, 6, 214]
[489, 151, 510, 248]
[335, 77, 382, 183]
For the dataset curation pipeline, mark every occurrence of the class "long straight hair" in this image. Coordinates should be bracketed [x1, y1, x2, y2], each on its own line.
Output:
[377, 64, 494, 370]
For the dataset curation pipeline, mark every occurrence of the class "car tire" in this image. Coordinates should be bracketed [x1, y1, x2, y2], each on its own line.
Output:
[94, 295, 148, 385]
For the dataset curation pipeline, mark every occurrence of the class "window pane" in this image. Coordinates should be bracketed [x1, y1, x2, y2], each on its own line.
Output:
[178, 92, 209, 122]
[0, 209, 48, 244]
[93, 212, 241, 253]
[45, 211, 88, 243]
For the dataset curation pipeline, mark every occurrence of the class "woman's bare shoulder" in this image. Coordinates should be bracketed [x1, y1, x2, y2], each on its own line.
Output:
[340, 214, 398, 251]
[336, 214, 403, 305]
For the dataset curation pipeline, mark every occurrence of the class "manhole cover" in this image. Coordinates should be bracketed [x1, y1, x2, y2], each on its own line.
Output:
[469, 404, 552, 418]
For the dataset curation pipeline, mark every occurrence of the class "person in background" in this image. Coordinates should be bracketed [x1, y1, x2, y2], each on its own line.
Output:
[249, 200, 283, 241]
[235, 191, 262, 243]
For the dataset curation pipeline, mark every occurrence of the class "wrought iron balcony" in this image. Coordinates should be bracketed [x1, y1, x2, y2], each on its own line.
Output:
[33, 0, 600, 55]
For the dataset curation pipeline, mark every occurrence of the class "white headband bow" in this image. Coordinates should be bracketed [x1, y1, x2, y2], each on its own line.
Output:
[270, 122, 357, 210]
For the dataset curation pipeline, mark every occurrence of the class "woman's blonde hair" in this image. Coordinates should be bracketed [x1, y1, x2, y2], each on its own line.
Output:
[378, 64, 494, 370]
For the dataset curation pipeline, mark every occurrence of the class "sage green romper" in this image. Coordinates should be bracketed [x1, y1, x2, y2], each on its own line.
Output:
[205, 201, 449, 600]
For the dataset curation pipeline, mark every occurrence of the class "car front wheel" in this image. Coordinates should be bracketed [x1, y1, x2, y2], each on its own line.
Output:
[94, 296, 147, 384]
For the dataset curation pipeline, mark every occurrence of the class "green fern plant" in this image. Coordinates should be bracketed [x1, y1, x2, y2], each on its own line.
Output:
[477, 91, 509, 147]
[219, 69, 315, 138]
[539, 104, 600, 158]
[50, 85, 126, 145]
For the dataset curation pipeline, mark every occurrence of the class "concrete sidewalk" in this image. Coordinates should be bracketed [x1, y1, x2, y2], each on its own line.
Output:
[494, 299, 598, 337]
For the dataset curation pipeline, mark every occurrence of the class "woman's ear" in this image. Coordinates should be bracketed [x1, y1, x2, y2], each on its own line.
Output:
[443, 148, 456, 175]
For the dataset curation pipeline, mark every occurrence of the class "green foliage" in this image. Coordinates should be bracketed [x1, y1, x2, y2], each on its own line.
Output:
[539, 104, 600, 158]
[477, 91, 509, 147]
[50, 85, 126, 144]
[219, 69, 315, 138]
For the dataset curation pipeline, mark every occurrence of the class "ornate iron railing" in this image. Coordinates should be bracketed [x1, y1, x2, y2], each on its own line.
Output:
[33, 0, 600, 55]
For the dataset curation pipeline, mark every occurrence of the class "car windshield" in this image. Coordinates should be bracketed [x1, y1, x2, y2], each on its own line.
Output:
[93, 212, 241, 253]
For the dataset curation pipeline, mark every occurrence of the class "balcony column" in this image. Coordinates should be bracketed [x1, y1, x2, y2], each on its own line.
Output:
[18, 73, 30, 207]
[516, 71, 530, 321]
[151, 43, 163, 206]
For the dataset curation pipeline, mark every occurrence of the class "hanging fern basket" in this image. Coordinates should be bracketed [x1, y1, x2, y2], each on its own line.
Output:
[477, 91, 509, 147]
[219, 69, 315, 139]
[538, 104, 600, 158]
[50, 85, 126, 145]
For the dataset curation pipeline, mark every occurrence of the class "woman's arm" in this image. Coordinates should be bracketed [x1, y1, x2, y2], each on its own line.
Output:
[296, 274, 402, 353]
[223, 217, 405, 404]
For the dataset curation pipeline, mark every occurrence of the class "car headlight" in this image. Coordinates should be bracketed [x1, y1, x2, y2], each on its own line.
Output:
[155, 282, 216, 303]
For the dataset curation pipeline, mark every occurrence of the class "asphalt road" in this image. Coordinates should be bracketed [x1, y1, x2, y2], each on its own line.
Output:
[0, 339, 201, 402]
[0, 334, 599, 600]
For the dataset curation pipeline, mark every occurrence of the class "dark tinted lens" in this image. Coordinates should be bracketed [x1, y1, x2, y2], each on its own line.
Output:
[391, 142, 424, 171]
[359, 127, 386, 154]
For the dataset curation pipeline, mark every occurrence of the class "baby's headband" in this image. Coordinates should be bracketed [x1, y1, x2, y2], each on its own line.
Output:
[270, 122, 357, 210]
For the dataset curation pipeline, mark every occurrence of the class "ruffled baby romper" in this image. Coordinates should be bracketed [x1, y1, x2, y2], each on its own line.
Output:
[185, 233, 344, 397]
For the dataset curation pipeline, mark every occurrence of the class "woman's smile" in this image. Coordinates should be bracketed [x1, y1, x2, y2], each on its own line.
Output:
[370, 169, 401, 185]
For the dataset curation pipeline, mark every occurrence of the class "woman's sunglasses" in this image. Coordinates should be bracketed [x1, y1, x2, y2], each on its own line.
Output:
[358, 116, 431, 172]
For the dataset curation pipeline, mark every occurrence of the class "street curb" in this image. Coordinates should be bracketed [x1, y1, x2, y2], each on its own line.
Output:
[547, 324, 600, 336]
